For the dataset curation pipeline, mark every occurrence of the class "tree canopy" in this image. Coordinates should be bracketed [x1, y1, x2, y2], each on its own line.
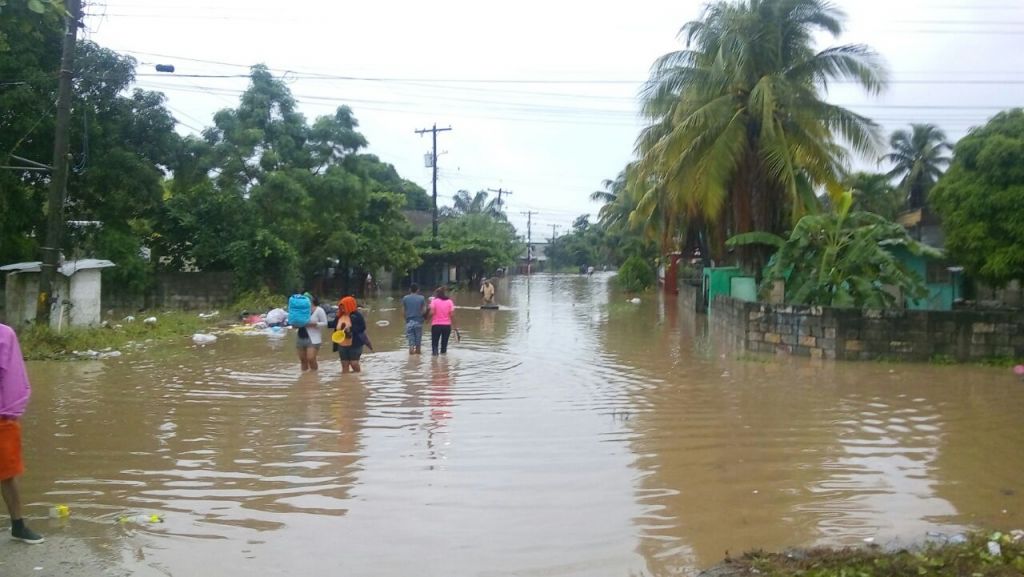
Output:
[931, 109, 1024, 287]
[882, 123, 951, 210]
[634, 0, 887, 270]
[157, 65, 427, 292]
[0, 9, 445, 299]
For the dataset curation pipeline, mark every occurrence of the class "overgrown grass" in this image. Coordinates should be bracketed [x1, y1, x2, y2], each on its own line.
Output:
[17, 312, 217, 361]
[718, 532, 1024, 577]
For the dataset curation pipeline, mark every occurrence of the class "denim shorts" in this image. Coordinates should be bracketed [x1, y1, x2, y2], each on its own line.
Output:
[296, 337, 320, 349]
[338, 346, 363, 361]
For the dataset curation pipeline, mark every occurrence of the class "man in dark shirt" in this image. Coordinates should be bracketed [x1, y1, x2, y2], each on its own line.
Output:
[401, 284, 427, 355]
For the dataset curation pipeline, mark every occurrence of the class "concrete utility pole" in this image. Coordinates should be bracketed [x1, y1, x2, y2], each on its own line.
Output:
[550, 224, 560, 242]
[414, 123, 452, 241]
[521, 210, 537, 274]
[487, 187, 512, 212]
[37, 0, 83, 325]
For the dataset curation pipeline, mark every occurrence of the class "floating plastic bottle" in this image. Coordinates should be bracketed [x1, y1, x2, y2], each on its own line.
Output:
[118, 514, 164, 524]
[48, 505, 70, 518]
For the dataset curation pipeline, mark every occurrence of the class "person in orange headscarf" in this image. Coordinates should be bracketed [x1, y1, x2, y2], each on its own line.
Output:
[333, 296, 372, 373]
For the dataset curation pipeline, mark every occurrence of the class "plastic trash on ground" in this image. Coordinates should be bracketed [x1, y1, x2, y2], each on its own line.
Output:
[192, 333, 217, 345]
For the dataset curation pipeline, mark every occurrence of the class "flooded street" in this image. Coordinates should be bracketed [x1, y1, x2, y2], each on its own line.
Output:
[9, 273, 1024, 576]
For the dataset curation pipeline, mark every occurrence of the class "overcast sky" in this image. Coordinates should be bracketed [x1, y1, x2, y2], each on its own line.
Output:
[85, 0, 1024, 239]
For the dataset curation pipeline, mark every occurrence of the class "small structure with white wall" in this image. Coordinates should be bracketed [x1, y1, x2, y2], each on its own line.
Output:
[1, 259, 115, 329]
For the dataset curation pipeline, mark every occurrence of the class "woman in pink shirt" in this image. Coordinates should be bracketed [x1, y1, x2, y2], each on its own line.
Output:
[0, 323, 44, 544]
[428, 287, 457, 356]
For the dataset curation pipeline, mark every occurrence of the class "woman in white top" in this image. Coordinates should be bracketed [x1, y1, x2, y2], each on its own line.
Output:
[296, 296, 328, 371]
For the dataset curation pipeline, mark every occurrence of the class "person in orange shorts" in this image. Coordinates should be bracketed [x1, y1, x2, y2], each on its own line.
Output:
[0, 323, 43, 544]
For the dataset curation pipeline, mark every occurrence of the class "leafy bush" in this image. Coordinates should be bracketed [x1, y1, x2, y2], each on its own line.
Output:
[231, 288, 287, 315]
[730, 190, 935, 308]
[616, 255, 655, 292]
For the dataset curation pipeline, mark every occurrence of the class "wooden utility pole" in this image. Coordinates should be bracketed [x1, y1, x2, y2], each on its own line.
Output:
[37, 0, 83, 325]
[414, 123, 452, 241]
[520, 210, 537, 275]
[550, 224, 559, 242]
[487, 187, 512, 212]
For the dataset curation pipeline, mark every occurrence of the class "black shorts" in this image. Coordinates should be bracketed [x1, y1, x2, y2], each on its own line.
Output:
[338, 346, 363, 361]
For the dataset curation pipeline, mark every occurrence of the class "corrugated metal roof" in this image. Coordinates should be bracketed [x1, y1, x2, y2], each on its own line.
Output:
[0, 259, 116, 276]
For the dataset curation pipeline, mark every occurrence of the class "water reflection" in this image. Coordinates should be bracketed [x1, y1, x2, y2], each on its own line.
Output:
[15, 274, 1024, 576]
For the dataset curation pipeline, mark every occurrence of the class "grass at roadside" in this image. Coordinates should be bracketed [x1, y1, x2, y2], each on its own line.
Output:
[16, 312, 220, 361]
[707, 532, 1024, 577]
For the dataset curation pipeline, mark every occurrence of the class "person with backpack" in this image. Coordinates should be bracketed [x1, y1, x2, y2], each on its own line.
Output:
[334, 296, 373, 373]
[289, 293, 326, 371]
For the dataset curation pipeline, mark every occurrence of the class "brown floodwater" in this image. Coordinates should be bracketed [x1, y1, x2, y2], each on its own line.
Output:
[9, 273, 1024, 576]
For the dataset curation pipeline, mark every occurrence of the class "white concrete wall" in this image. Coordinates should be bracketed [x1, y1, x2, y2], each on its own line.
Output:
[68, 269, 101, 327]
[3, 271, 98, 329]
[4, 273, 36, 327]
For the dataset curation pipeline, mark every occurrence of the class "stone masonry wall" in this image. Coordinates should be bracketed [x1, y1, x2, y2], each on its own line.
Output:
[104, 271, 235, 311]
[712, 295, 1024, 362]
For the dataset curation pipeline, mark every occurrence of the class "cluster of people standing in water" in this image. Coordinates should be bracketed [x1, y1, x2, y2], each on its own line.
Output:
[283, 285, 459, 373]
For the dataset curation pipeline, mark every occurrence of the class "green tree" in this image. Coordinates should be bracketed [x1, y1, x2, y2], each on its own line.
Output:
[0, 3, 61, 263]
[845, 172, 902, 220]
[423, 213, 521, 279]
[930, 109, 1024, 286]
[731, 190, 935, 308]
[637, 0, 886, 269]
[442, 189, 505, 218]
[161, 65, 426, 292]
[882, 123, 952, 209]
[1, 34, 181, 297]
[616, 255, 656, 292]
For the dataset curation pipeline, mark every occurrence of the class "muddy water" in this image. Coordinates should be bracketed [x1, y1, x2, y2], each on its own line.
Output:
[10, 273, 1024, 576]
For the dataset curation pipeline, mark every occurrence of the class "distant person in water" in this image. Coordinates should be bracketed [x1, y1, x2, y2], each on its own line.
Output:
[335, 296, 373, 372]
[480, 278, 496, 306]
[428, 287, 457, 356]
[402, 284, 427, 355]
[0, 324, 44, 544]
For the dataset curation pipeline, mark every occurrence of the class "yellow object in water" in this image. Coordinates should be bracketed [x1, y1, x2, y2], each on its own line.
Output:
[49, 504, 70, 518]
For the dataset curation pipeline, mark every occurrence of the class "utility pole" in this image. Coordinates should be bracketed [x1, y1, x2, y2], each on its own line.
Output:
[37, 0, 83, 325]
[487, 187, 512, 213]
[414, 123, 452, 241]
[550, 224, 560, 242]
[520, 210, 537, 275]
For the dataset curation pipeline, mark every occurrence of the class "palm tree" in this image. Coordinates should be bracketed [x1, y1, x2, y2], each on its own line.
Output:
[638, 0, 887, 270]
[845, 171, 902, 220]
[444, 190, 504, 219]
[590, 165, 636, 231]
[881, 123, 952, 210]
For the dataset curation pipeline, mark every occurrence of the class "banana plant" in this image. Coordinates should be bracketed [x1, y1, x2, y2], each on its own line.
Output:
[728, 190, 938, 308]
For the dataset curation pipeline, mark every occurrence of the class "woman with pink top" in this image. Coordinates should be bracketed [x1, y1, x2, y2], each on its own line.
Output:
[428, 287, 457, 356]
[0, 323, 44, 544]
